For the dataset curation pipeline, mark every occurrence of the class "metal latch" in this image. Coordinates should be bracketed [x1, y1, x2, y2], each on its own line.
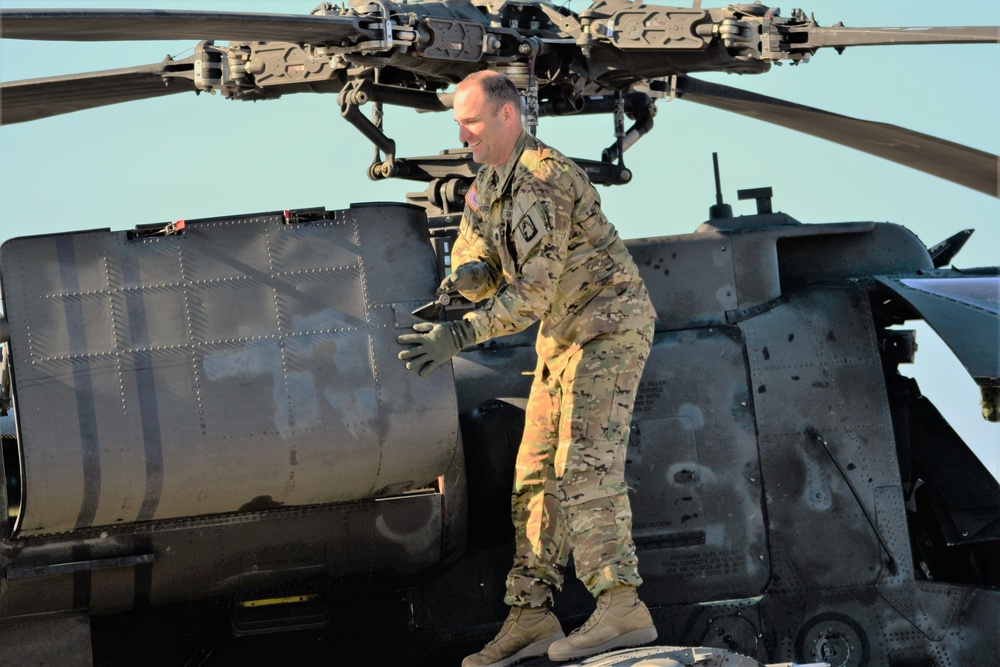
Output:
[126, 220, 186, 240]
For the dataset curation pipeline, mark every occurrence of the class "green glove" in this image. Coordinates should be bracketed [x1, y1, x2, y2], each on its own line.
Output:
[397, 320, 477, 377]
[438, 261, 489, 295]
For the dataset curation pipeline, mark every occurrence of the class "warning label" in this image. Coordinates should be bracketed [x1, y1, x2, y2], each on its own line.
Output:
[635, 379, 667, 414]
[661, 549, 742, 578]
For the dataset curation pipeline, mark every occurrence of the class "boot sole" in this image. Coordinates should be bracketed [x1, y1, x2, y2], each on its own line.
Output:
[547, 626, 658, 662]
[473, 631, 567, 667]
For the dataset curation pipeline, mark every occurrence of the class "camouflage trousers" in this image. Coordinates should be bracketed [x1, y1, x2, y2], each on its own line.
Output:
[504, 319, 654, 608]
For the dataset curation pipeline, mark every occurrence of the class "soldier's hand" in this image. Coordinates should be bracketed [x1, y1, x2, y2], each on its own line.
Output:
[438, 261, 488, 295]
[397, 320, 476, 377]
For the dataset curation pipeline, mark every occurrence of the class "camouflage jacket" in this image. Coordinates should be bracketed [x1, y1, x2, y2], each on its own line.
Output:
[452, 131, 655, 369]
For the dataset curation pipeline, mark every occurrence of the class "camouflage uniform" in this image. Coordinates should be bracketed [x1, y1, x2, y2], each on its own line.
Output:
[452, 131, 656, 607]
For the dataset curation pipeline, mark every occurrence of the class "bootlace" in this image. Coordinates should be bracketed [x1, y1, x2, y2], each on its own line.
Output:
[483, 606, 545, 651]
[569, 594, 610, 636]
[482, 610, 519, 650]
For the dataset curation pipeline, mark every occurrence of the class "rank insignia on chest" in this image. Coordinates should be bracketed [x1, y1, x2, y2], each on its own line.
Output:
[465, 184, 479, 212]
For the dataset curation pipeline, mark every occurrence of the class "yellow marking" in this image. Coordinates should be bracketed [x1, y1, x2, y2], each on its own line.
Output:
[237, 594, 319, 608]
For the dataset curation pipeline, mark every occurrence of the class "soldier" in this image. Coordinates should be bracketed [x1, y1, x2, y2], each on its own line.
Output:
[397, 70, 657, 666]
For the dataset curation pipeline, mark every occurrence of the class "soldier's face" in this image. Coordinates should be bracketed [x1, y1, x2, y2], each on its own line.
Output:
[454, 84, 519, 166]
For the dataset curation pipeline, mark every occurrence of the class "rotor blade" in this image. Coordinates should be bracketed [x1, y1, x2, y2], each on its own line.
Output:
[674, 76, 998, 198]
[1, 61, 196, 125]
[0, 8, 368, 44]
[789, 25, 1000, 49]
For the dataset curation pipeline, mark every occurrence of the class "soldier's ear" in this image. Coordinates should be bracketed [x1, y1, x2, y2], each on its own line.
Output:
[500, 101, 518, 127]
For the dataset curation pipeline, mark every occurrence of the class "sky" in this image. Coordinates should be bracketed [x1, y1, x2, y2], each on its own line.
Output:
[0, 0, 997, 481]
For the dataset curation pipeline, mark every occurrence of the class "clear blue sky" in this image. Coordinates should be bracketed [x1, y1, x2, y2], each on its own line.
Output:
[1, 0, 997, 480]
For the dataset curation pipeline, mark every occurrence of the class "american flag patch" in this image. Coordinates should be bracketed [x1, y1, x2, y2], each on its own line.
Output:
[465, 184, 479, 212]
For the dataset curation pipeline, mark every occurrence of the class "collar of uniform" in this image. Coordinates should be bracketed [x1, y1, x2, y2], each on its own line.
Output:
[491, 130, 530, 195]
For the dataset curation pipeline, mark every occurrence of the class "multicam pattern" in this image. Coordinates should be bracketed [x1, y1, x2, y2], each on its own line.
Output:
[505, 323, 653, 607]
[451, 131, 657, 607]
[453, 132, 654, 367]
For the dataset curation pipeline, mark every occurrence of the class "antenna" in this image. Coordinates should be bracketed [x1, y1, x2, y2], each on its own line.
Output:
[709, 153, 732, 219]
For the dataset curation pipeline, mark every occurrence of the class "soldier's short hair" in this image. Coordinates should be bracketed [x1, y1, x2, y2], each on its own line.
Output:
[460, 71, 521, 113]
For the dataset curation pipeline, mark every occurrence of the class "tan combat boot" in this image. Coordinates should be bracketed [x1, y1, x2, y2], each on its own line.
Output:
[547, 585, 657, 662]
[462, 605, 565, 667]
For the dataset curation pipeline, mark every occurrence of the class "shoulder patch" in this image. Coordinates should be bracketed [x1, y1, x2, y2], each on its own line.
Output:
[511, 191, 546, 257]
[517, 215, 538, 243]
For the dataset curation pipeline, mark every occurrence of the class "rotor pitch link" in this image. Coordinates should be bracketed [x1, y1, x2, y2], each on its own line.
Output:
[602, 93, 657, 165]
[338, 80, 400, 179]
[340, 97, 395, 159]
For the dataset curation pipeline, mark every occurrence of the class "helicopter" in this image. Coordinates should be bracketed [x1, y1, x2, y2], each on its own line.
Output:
[0, 1, 997, 666]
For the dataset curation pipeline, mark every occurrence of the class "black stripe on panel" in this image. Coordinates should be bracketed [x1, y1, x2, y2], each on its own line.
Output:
[120, 250, 164, 522]
[55, 236, 102, 530]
